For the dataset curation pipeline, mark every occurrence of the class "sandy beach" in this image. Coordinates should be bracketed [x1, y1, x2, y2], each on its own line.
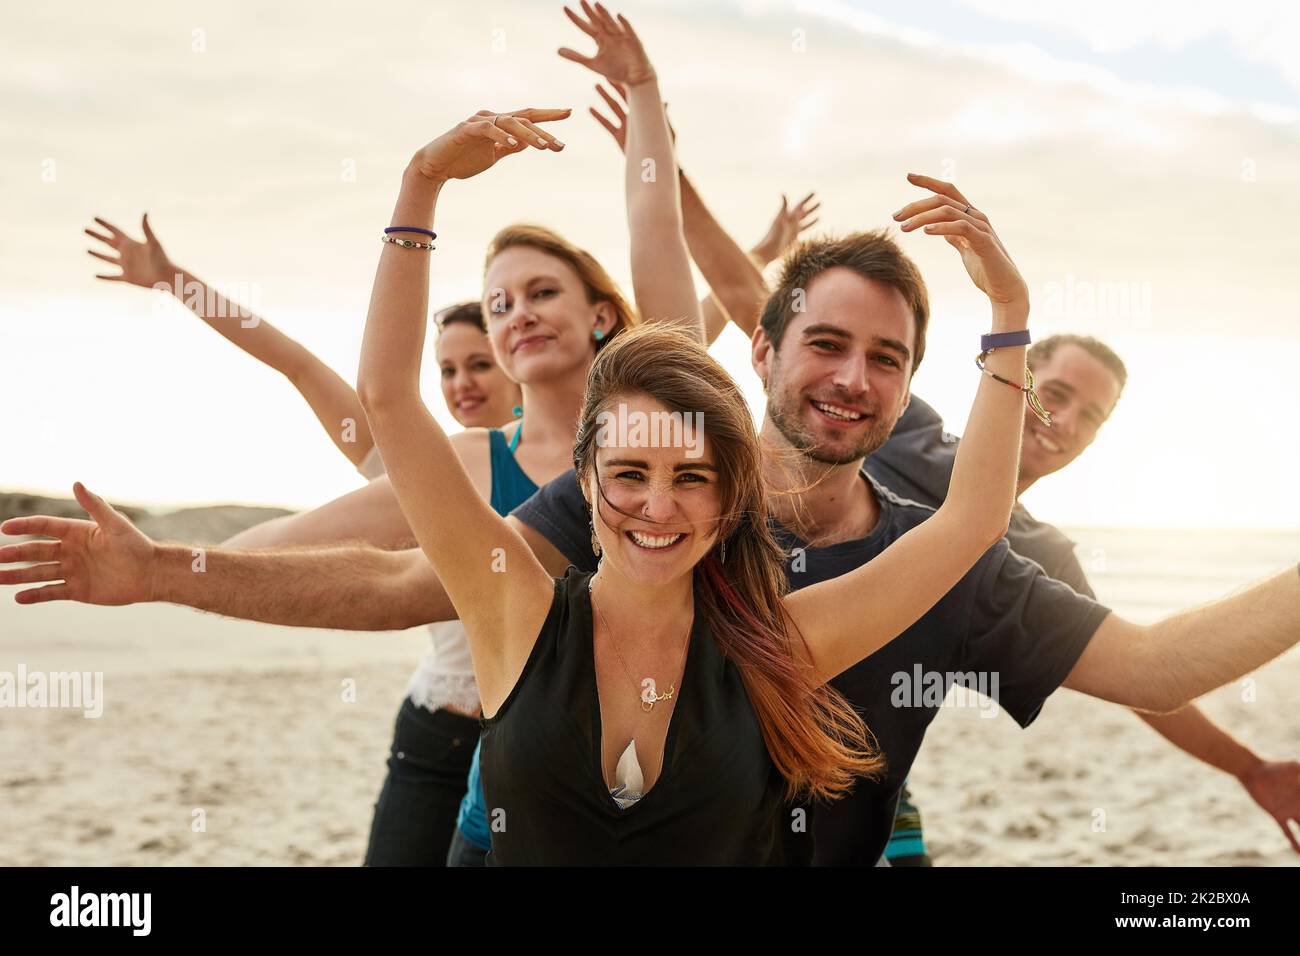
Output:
[2, 506, 1297, 867]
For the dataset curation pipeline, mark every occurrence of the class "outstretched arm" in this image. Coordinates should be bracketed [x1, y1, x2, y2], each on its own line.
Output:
[221, 473, 414, 550]
[0, 483, 572, 628]
[1133, 707, 1300, 853]
[86, 214, 376, 469]
[560, 3, 702, 341]
[356, 108, 568, 713]
[1064, 564, 1300, 713]
[786, 175, 1031, 683]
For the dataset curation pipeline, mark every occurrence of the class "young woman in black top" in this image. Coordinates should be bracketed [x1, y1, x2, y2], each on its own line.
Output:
[358, 2, 1034, 864]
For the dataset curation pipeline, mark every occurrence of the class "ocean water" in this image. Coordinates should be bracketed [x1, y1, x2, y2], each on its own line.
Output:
[1063, 526, 1300, 624]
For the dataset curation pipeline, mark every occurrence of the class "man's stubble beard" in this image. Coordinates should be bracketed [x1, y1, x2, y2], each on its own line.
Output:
[765, 373, 898, 467]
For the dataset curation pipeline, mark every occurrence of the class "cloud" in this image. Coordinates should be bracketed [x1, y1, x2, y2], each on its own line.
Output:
[3, 0, 1298, 526]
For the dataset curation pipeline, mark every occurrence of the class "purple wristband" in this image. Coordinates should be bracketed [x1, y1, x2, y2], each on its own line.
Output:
[385, 226, 437, 240]
[980, 329, 1031, 352]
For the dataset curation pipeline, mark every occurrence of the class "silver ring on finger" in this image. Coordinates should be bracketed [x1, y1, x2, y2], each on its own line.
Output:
[963, 204, 972, 214]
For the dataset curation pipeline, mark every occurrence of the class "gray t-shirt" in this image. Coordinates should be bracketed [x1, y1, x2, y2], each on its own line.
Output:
[867, 396, 1096, 598]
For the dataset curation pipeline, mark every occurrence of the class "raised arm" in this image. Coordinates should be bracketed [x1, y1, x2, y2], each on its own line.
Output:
[786, 175, 1032, 683]
[749, 193, 821, 271]
[559, 3, 702, 341]
[85, 214, 376, 469]
[684, 186, 820, 343]
[355, 109, 567, 713]
[588, 83, 752, 344]
[0, 482, 572, 628]
[587, 83, 817, 343]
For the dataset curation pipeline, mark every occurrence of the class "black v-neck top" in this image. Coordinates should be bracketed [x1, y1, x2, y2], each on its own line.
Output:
[478, 566, 813, 866]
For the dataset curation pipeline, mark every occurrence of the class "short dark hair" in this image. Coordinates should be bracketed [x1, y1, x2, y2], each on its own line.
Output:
[434, 301, 486, 334]
[1028, 334, 1128, 396]
[759, 230, 930, 375]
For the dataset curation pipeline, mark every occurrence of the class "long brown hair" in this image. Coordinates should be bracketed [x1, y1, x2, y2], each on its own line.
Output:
[572, 325, 883, 802]
[484, 223, 638, 349]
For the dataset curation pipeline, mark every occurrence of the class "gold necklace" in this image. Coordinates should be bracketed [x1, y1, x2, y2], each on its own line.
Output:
[588, 574, 692, 713]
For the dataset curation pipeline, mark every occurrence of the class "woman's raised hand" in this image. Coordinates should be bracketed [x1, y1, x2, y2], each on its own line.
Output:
[752, 193, 821, 265]
[84, 214, 173, 288]
[559, 2, 655, 87]
[410, 109, 569, 184]
[894, 173, 1028, 308]
[589, 82, 675, 154]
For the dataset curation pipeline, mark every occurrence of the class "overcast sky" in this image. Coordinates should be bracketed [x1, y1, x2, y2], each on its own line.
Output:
[3, 0, 1298, 529]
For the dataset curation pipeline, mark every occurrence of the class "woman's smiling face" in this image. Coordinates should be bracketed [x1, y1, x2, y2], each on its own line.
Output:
[482, 245, 613, 385]
[585, 393, 722, 588]
[434, 319, 521, 428]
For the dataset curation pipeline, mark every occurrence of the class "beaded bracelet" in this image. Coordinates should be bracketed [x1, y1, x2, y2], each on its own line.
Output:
[384, 226, 437, 240]
[975, 351, 1052, 426]
[381, 235, 435, 251]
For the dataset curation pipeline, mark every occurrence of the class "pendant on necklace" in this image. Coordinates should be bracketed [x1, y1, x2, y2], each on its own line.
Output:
[639, 677, 675, 712]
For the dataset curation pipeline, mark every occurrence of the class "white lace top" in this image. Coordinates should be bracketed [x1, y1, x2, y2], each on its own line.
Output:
[406, 621, 481, 715]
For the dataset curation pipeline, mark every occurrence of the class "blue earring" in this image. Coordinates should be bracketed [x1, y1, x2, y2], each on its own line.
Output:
[592, 328, 605, 342]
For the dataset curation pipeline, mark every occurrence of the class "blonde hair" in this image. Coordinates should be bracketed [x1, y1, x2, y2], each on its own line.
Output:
[484, 223, 638, 349]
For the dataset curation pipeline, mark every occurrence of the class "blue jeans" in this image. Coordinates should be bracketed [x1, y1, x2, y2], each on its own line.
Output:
[363, 698, 479, 867]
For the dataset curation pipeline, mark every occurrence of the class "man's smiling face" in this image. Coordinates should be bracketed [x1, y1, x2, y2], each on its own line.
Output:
[1021, 342, 1124, 484]
[754, 267, 916, 465]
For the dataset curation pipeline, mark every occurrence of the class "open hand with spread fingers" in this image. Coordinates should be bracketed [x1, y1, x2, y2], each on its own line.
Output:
[0, 483, 157, 607]
[559, 1, 655, 87]
[894, 173, 1028, 309]
[753, 192, 821, 265]
[84, 214, 173, 288]
[589, 81, 675, 153]
[410, 108, 569, 184]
